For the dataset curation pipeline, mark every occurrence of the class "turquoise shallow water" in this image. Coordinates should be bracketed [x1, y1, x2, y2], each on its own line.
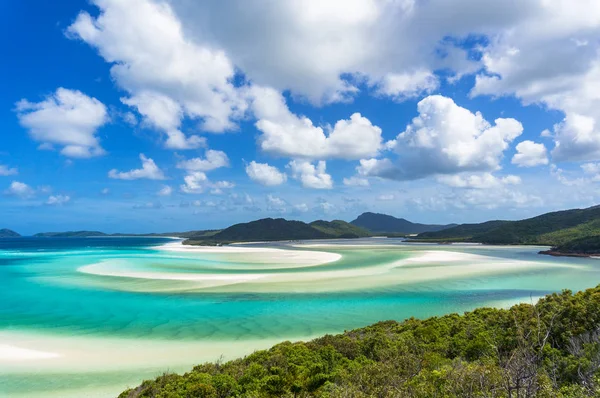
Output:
[1, 237, 600, 397]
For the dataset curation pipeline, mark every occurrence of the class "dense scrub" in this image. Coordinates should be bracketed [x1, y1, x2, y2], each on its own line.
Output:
[120, 285, 600, 397]
[552, 236, 600, 255]
[417, 205, 600, 250]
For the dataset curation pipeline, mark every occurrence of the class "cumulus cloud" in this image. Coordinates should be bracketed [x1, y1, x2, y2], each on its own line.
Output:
[4, 181, 35, 198]
[372, 70, 439, 101]
[287, 160, 333, 189]
[168, 0, 487, 103]
[245, 161, 287, 186]
[176, 150, 229, 171]
[547, 114, 600, 162]
[293, 203, 309, 213]
[15, 88, 108, 158]
[266, 194, 287, 212]
[249, 86, 383, 160]
[437, 173, 521, 189]
[157, 185, 173, 196]
[0, 165, 17, 176]
[343, 176, 370, 187]
[469, 2, 600, 162]
[512, 140, 549, 167]
[108, 154, 166, 180]
[67, 0, 247, 148]
[366, 95, 523, 180]
[46, 195, 71, 206]
[180, 171, 234, 194]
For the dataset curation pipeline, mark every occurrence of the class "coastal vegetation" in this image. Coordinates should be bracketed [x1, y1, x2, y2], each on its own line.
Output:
[120, 284, 600, 398]
[417, 205, 600, 255]
[350, 212, 456, 234]
[184, 218, 368, 245]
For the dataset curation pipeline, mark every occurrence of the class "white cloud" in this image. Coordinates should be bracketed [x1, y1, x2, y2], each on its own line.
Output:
[101, 188, 110, 195]
[437, 173, 521, 189]
[469, 2, 600, 162]
[377, 194, 395, 201]
[169, 0, 486, 103]
[287, 160, 333, 189]
[548, 114, 600, 162]
[157, 185, 173, 196]
[512, 140, 549, 167]
[179, 171, 234, 194]
[108, 154, 166, 180]
[0, 165, 17, 176]
[46, 195, 71, 206]
[371, 95, 523, 180]
[293, 203, 309, 213]
[15, 88, 108, 158]
[245, 161, 287, 186]
[176, 150, 229, 171]
[343, 176, 369, 187]
[180, 171, 208, 194]
[250, 86, 383, 160]
[67, 0, 247, 148]
[372, 70, 439, 101]
[4, 181, 34, 198]
[266, 194, 287, 212]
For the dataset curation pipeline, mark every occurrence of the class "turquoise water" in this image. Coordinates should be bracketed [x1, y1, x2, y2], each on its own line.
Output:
[1, 237, 600, 397]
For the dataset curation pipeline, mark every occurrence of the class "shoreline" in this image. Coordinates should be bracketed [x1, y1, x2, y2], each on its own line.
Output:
[538, 250, 600, 258]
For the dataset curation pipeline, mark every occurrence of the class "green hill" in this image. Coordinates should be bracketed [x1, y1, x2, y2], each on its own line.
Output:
[544, 235, 600, 256]
[309, 220, 371, 238]
[120, 284, 600, 398]
[186, 218, 331, 244]
[0, 228, 20, 237]
[351, 212, 456, 234]
[417, 220, 510, 241]
[185, 218, 372, 245]
[417, 205, 600, 248]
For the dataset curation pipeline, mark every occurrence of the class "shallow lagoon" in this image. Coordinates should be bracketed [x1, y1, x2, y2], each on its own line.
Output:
[1, 237, 599, 397]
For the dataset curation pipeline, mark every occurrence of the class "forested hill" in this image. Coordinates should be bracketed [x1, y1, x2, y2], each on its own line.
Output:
[0, 228, 20, 237]
[351, 212, 456, 234]
[184, 218, 370, 245]
[417, 205, 600, 248]
[120, 284, 600, 398]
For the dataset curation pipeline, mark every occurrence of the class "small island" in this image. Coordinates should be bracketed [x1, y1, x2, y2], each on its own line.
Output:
[0, 228, 20, 238]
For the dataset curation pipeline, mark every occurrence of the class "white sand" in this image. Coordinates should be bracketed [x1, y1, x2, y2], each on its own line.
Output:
[75, 246, 578, 294]
[0, 330, 316, 374]
[0, 344, 60, 361]
[157, 241, 342, 265]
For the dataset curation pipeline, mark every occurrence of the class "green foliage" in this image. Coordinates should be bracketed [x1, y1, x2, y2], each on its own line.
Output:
[350, 212, 456, 234]
[184, 218, 373, 245]
[309, 220, 371, 238]
[553, 235, 600, 254]
[417, 205, 600, 253]
[120, 285, 600, 397]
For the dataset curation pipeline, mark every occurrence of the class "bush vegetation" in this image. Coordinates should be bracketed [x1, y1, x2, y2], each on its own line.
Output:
[120, 285, 600, 397]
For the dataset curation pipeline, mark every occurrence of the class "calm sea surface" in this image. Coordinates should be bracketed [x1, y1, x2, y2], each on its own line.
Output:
[1, 237, 599, 397]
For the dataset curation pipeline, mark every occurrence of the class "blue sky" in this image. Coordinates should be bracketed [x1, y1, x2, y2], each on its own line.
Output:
[2, 0, 600, 234]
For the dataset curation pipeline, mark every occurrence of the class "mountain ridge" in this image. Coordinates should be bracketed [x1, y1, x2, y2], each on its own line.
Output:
[351, 212, 456, 234]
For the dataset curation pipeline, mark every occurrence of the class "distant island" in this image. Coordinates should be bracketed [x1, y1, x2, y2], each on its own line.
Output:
[0, 228, 20, 238]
